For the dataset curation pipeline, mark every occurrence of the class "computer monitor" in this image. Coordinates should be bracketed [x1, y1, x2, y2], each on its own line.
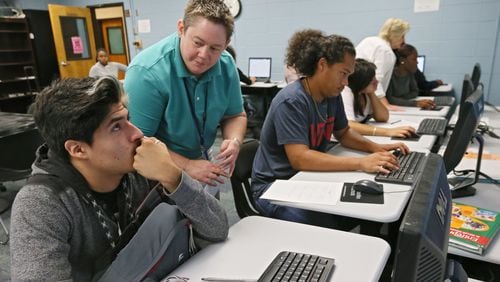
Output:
[443, 87, 484, 198]
[248, 57, 272, 82]
[417, 55, 426, 73]
[391, 153, 452, 281]
[471, 63, 481, 91]
[458, 74, 475, 118]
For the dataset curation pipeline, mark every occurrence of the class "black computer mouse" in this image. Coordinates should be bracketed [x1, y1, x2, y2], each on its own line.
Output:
[409, 131, 421, 138]
[353, 179, 384, 195]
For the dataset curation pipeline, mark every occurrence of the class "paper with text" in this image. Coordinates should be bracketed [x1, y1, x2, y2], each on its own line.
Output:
[260, 180, 343, 206]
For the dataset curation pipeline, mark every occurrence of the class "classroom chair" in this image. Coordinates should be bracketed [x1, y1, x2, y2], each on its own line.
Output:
[0, 127, 44, 244]
[230, 139, 261, 218]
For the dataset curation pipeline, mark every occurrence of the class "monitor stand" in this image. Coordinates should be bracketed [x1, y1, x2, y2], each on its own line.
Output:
[448, 133, 484, 199]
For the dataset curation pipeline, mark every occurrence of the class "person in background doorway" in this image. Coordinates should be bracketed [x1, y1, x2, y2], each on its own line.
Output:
[355, 17, 410, 111]
[125, 0, 247, 191]
[89, 48, 127, 78]
[386, 44, 435, 109]
[226, 45, 256, 85]
[251, 29, 409, 229]
[341, 58, 415, 137]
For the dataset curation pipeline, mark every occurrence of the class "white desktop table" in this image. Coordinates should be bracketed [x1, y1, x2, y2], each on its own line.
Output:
[448, 183, 500, 264]
[268, 146, 429, 223]
[416, 95, 455, 104]
[431, 83, 453, 93]
[168, 216, 391, 282]
[389, 105, 450, 117]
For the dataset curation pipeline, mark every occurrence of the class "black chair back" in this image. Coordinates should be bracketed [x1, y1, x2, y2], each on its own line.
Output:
[230, 139, 260, 218]
[0, 127, 44, 183]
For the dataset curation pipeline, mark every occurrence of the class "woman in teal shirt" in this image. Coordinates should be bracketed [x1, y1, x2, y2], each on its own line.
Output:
[125, 0, 247, 188]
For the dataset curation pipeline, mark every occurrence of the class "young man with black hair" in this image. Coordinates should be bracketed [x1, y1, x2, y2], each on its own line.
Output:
[10, 77, 228, 281]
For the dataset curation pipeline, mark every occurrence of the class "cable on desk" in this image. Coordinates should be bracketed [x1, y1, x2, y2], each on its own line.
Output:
[485, 101, 500, 113]
[453, 169, 500, 188]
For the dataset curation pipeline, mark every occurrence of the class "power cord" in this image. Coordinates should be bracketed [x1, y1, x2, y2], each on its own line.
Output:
[453, 169, 500, 188]
[476, 122, 500, 139]
[485, 101, 500, 113]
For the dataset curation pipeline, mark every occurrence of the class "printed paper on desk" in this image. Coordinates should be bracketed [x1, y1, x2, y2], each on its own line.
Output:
[260, 180, 342, 206]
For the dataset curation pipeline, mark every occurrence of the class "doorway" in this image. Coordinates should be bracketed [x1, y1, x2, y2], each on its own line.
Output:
[90, 4, 130, 80]
[48, 3, 130, 79]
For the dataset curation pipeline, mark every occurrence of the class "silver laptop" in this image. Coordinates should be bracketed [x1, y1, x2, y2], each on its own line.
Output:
[248, 57, 272, 82]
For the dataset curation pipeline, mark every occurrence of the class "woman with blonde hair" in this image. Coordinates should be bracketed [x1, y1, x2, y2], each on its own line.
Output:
[356, 18, 410, 111]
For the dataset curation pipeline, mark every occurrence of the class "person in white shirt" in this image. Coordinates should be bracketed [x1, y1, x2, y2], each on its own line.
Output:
[341, 58, 415, 137]
[89, 48, 127, 78]
[356, 18, 410, 111]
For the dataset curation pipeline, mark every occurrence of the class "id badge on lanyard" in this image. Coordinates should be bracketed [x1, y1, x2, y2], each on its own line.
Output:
[183, 78, 209, 160]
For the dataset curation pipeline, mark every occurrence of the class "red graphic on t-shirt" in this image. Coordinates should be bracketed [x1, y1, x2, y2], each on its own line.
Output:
[310, 117, 334, 147]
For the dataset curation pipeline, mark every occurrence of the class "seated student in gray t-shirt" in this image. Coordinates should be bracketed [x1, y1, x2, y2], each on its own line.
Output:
[251, 29, 410, 229]
[89, 48, 127, 78]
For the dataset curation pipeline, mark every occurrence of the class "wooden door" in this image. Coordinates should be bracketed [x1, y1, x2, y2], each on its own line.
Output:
[101, 18, 128, 79]
[48, 4, 96, 78]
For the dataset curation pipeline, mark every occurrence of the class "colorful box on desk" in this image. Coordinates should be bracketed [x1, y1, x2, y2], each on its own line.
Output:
[449, 202, 500, 255]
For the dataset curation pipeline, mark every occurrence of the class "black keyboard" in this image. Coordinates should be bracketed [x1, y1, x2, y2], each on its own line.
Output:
[416, 118, 447, 135]
[375, 151, 427, 185]
[258, 251, 335, 282]
[433, 96, 454, 106]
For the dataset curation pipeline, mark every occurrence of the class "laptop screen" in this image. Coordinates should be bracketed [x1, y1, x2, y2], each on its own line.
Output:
[248, 57, 272, 82]
[417, 55, 425, 73]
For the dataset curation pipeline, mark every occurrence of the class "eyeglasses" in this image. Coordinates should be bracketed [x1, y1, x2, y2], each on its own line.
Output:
[165, 275, 190, 282]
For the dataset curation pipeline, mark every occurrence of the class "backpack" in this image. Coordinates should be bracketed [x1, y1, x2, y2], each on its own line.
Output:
[26, 174, 195, 281]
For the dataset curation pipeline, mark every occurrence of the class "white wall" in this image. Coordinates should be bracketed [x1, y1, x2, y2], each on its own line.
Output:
[10, 0, 500, 104]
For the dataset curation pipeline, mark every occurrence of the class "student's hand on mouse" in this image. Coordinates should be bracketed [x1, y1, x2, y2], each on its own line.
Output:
[387, 126, 416, 138]
[133, 137, 181, 189]
[417, 99, 436, 109]
[379, 142, 410, 155]
[436, 79, 444, 86]
[360, 152, 400, 174]
[185, 159, 228, 186]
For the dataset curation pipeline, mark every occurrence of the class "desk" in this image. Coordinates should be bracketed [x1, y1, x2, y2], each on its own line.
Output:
[448, 183, 500, 264]
[439, 107, 500, 264]
[241, 82, 279, 103]
[432, 83, 453, 93]
[168, 216, 391, 281]
[241, 82, 280, 126]
[276, 146, 428, 223]
[0, 111, 37, 137]
[390, 105, 450, 117]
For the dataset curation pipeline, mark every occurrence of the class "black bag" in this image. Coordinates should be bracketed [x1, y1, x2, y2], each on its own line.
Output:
[27, 174, 194, 281]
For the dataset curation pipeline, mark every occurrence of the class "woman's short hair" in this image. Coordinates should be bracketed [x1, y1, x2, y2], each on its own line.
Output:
[378, 18, 410, 42]
[183, 0, 234, 41]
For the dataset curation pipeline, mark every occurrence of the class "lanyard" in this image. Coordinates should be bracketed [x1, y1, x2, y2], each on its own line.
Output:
[183, 78, 209, 160]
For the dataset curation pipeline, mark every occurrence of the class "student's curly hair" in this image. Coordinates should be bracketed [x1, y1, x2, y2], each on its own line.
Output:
[285, 29, 355, 77]
[183, 0, 234, 41]
[32, 77, 123, 159]
[348, 59, 377, 117]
